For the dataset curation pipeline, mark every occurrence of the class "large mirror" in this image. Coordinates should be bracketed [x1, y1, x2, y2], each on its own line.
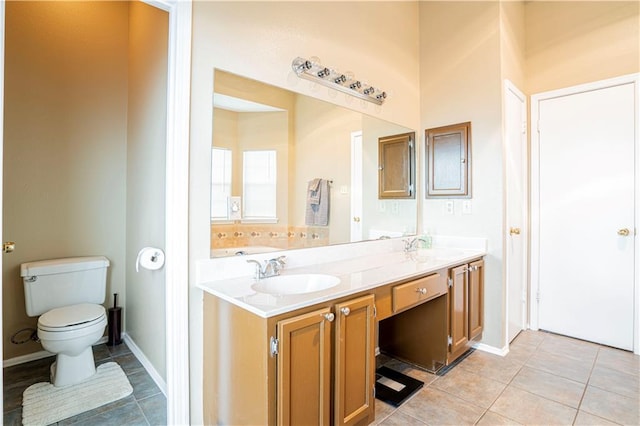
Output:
[210, 70, 417, 257]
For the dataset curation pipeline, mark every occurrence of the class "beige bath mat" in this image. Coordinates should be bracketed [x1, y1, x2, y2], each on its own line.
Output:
[22, 361, 133, 425]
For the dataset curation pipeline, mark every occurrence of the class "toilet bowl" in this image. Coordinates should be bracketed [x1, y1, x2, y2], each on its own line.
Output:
[21, 256, 110, 387]
[37, 303, 107, 387]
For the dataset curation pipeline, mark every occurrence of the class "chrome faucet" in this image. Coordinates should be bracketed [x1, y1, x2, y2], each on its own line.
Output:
[247, 256, 287, 280]
[404, 237, 426, 253]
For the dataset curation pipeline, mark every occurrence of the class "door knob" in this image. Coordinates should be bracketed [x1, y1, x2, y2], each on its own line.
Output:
[509, 227, 521, 236]
[3, 241, 15, 254]
[617, 228, 630, 236]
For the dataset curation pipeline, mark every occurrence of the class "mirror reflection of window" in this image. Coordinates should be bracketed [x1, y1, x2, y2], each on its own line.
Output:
[211, 147, 232, 220]
[243, 150, 277, 220]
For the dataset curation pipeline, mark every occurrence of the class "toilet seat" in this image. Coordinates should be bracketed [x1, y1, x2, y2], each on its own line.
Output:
[38, 303, 106, 332]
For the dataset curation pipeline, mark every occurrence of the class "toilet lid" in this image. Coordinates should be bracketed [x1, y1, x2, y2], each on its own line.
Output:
[39, 303, 105, 329]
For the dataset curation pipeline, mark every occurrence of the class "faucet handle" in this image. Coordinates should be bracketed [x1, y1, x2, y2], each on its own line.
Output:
[246, 259, 264, 279]
[404, 238, 414, 251]
[275, 255, 287, 266]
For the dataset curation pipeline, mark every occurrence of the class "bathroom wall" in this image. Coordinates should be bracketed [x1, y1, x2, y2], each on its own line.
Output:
[125, 1, 168, 380]
[190, 2, 421, 422]
[500, 1, 526, 91]
[419, 1, 505, 349]
[2, 1, 128, 360]
[525, 1, 640, 94]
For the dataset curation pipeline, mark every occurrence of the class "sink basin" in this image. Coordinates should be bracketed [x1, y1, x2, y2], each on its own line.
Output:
[251, 274, 340, 295]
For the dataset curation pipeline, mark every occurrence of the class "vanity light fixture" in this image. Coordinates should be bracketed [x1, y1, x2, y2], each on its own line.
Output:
[292, 57, 387, 105]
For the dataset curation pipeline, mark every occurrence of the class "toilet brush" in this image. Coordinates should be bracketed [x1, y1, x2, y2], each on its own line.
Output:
[107, 293, 122, 346]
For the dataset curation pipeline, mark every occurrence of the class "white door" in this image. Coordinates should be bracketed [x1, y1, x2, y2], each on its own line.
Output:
[504, 81, 527, 344]
[350, 131, 363, 242]
[532, 76, 637, 350]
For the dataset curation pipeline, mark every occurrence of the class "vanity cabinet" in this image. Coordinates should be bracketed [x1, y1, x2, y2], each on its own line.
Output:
[276, 307, 332, 425]
[202, 257, 484, 425]
[379, 271, 449, 372]
[447, 259, 484, 364]
[334, 295, 376, 426]
[204, 292, 375, 426]
[279, 295, 375, 426]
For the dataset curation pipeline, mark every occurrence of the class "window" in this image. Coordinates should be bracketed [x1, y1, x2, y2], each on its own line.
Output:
[211, 148, 232, 220]
[243, 150, 277, 220]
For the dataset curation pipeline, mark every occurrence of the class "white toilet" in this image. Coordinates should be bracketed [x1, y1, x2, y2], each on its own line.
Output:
[21, 256, 110, 387]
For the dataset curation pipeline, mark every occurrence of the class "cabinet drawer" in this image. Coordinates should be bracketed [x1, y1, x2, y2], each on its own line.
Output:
[392, 272, 446, 313]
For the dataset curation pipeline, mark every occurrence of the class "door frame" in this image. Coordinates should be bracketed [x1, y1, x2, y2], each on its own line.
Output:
[144, 0, 192, 423]
[350, 131, 363, 242]
[0, 0, 5, 413]
[503, 80, 528, 346]
[0, 1, 192, 422]
[530, 73, 640, 354]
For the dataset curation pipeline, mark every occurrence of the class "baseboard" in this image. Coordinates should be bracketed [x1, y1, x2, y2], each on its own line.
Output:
[122, 333, 167, 396]
[472, 341, 509, 357]
[3, 349, 54, 368]
[3, 336, 108, 368]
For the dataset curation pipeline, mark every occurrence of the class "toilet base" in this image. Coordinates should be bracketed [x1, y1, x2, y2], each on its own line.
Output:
[51, 346, 97, 387]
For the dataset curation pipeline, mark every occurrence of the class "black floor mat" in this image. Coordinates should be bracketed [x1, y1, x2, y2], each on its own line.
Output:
[374, 366, 424, 407]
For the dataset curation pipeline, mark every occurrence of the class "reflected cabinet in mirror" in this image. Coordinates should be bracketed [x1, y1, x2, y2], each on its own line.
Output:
[210, 70, 417, 257]
[378, 132, 415, 199]
[425, 122, 471, 198]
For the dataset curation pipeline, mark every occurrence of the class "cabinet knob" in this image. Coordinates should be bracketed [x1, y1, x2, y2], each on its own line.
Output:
[618, 228, 630, 236]
[323, 313, 335, 322]
[509, 227, 521, 236]
[340, 307, 351, 316]
[415, 288, 427, 295]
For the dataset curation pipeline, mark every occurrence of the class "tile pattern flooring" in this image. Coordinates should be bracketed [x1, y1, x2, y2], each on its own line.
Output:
[3, 330, 638, 425]
[3, 342, 166, 425]
[375, 330, 640, 425]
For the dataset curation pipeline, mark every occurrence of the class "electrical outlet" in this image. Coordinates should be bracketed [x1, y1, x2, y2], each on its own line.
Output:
[445, 200, 454, 215]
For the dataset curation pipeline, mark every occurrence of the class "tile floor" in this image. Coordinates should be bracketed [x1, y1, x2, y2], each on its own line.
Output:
[375, 330, 640, 425]
[3, 342, 166, 426]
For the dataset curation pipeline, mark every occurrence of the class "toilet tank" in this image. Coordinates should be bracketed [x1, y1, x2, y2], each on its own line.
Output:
[21, 256, 110, 317]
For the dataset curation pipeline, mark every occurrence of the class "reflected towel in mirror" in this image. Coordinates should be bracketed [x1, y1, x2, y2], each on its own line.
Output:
[305, 178, 330, 226]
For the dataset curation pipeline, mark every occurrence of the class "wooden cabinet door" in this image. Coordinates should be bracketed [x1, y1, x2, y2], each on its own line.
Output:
[378, 132, 415, 199]
[277, 307, 333, 426]
[448, 265, 469, 361]
[468, 259, 484, 340]
[334, 295, 375, 426]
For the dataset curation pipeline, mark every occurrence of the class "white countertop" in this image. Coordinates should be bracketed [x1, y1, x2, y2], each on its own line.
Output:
[197, 246, 486, 318]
